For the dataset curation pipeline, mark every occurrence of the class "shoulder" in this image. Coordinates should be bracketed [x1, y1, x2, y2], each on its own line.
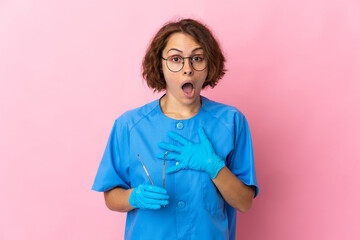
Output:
[201, 96, 250, 138]
[114, 98, 159, 132]
[201, 96, 246, 122]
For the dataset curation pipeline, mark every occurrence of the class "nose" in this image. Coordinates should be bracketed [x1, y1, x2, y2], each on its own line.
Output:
[183, 58, 193, 75]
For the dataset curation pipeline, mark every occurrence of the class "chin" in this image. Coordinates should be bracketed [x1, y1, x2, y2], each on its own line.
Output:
[182, 94, 200, 103]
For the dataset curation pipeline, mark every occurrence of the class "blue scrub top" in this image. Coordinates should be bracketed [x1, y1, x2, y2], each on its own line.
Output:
[92, 95, 259, 240]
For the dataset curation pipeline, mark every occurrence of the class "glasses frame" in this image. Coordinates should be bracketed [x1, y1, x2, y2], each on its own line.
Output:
[161, 55, 207, 72]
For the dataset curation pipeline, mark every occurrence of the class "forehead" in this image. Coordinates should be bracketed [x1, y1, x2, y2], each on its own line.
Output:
[164, 32, 202, 52]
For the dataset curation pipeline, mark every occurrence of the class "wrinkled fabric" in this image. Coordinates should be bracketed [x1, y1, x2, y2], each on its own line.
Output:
[92, 95, 259, 240]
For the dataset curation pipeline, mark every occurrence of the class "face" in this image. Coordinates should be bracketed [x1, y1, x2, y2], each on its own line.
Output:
[161, 32, 208, 106]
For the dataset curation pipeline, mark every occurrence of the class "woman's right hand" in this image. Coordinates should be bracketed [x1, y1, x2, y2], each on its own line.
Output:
[128, 184, 169, 210]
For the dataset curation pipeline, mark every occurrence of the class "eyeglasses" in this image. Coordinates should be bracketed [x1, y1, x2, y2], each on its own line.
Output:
[137, 151, 170, 188]
[161, 55, 207, 72]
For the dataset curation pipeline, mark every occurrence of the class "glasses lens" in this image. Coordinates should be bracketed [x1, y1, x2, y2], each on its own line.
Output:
[167, 55, 184, 72]
[191, 55, 207, 71]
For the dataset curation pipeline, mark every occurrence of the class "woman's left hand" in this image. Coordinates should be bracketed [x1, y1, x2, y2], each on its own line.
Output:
[157, 127, 225, 179]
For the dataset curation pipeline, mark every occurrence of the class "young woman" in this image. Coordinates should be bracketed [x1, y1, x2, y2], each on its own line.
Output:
[92, 18, 259, 240]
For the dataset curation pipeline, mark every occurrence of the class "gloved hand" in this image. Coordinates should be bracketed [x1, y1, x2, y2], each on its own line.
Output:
[129, 184, 169, 210]
[157, 127, 225, 179]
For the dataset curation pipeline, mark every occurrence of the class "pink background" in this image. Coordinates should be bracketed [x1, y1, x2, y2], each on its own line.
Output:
[1, 0, 359, 239]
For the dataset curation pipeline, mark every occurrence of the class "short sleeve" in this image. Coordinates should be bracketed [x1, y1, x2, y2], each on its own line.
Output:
[227, 112, 259, 198]
[92, 119, 130, 192]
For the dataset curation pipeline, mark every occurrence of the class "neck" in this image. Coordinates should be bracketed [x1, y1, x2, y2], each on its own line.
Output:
[160, 94, 202, 120]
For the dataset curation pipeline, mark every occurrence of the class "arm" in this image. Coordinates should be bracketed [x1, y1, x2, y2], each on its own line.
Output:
[104, 187, 134, 212]
[212, 166, 255, 213]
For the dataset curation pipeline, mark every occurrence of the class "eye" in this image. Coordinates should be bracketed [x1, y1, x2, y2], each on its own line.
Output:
[192, 55, 204, 63]
[169, 55, 183, 63]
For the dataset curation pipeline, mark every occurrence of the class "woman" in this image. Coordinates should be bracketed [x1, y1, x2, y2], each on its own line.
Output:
[92, 18, 259, 240]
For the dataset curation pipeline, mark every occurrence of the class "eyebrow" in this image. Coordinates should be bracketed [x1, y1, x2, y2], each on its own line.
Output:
[167, 47, 203, 54]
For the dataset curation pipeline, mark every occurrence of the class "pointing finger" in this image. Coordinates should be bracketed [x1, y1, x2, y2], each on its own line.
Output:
[158, 142, 181, 152]
[198, 127, 211, 144]
[166, 164, 185, 175]
[167, 131, 189, 145]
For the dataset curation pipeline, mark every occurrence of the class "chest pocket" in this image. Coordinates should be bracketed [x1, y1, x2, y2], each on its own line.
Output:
[202, 174, 225, 216]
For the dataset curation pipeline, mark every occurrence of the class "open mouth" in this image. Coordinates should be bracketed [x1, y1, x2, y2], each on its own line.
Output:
[181, 82, 195, 98]
[182, 82, 193, 93]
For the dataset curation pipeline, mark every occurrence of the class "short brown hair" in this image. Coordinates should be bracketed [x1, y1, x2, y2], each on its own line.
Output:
[142, 18, 226, 92]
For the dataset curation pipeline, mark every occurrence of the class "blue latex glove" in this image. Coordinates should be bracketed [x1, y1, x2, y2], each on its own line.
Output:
[129, 184, 169, 210]
[157, 127, 225, 179]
